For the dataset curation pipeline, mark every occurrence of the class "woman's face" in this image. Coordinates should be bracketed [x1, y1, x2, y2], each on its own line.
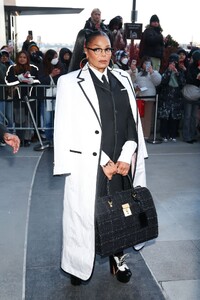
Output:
[84, 35, 112, 73]
[63, 52, 70, 61]
[18, 53, 28, 65]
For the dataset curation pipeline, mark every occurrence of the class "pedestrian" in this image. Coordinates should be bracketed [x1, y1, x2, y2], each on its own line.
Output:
[83, 8, 109, 34]
[5, 50, 40, 147]
[139, 14, 164, 71]
[54, 30, 147, 285]
[133, 56, 162, 140]
[182, 49, 200, 143]
[158, 53, 186, 142]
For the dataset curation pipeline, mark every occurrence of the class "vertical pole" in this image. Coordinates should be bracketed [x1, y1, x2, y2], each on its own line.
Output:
[131, 0, 136, 23]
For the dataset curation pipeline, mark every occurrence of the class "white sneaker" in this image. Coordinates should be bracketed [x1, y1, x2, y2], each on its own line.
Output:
[169, 138, 176, 142]
[162, 137, 168, 142]
[133, 242, 145, 251]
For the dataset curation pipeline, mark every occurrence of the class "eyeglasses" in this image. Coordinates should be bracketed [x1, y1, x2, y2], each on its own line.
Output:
[86, 47, 113, 55]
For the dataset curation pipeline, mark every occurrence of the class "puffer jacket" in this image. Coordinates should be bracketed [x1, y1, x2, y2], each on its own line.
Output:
[139, 25, 164, 59]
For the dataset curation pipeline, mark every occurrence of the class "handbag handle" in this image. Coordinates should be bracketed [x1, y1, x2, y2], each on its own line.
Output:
[106, 174, 133, 196]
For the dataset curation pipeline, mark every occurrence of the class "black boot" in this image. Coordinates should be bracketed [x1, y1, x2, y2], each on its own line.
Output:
[70, 275, 82, 286]
[109, 253, 132, 283]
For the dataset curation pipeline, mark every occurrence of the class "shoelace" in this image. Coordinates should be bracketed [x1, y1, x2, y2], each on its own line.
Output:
[114, 254, 129, 272]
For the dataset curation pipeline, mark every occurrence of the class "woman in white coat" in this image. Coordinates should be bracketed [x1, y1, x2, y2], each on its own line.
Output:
[54, 31, 148, 285]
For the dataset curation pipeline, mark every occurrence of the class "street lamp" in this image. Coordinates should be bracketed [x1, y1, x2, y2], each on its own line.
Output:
[131, 0, 137, 23]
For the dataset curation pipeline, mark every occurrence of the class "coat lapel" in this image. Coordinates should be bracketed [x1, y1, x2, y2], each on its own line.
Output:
[77, 67, 102, 127]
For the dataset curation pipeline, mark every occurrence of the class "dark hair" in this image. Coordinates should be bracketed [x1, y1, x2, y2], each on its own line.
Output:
[108, 16, 123, 31]
[85, 30, 110, 46]
[139, 56, 152, 68]
[14, 50, 31, 74]
[43, 49, 57, 75]
[68, 30, 110, 72]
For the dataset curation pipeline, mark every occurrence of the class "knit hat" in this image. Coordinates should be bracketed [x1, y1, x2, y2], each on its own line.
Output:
[150, 15, 160, 23]
[192, 50, 200, 62]
[169, 53, 179, 63]
[0, 49, 9, 57]
[28, 42, 39, 52]
[115, 50, 128, 62]
[177, 48, 187, 56]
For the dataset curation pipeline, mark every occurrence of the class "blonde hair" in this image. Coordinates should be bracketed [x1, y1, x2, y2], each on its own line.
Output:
[91, 8, 101, 15]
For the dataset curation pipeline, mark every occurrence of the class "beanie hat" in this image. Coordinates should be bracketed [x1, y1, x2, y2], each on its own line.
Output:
[115, 50, 128, 62]
[169, 53, 179, 63]
[0, 49, 9, 57]
[177, 48, 187, 56]
[28, 42, 39, 52]
[188, 47, 200, 59]
[150, 14, 159, 23]
[192, 50, 200, 62]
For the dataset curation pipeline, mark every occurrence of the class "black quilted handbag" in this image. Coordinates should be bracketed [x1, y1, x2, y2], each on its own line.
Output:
[95, 177, 158, 257]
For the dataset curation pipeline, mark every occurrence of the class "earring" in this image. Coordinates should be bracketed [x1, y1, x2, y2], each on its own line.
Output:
[109, 58, 114, 70]
[80, 57, 88, 69]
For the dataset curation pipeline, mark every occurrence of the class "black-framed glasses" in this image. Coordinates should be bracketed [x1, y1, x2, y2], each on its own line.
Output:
[86, 47, 113, 55]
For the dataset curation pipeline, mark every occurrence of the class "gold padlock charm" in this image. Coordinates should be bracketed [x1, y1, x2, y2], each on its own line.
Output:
[122, 203, 132, 217]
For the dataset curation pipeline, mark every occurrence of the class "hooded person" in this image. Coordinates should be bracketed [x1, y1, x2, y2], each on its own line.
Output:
[27, 42, 43, 66]
[59, 48, 72, 74]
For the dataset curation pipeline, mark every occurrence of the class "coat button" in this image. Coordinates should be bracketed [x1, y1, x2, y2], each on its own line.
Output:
[95, 130, 99, 134]
[93, 152, 97, 156]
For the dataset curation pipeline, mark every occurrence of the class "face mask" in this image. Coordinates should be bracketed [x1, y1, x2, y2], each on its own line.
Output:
[121, 58, 128, 65]
[51, 57, 59, 65]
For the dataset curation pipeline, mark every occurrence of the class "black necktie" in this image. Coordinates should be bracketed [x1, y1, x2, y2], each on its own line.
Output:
[102, 74, 110, 89]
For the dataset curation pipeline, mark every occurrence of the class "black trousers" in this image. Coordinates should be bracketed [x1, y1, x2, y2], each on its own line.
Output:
[160, 116, 179, 139]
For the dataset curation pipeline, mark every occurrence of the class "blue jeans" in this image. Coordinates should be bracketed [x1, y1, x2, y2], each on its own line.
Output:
[0, 100, 5, 124]
[40, 101, 54, 141]
[0, 100, 14, 130]
[182, 101, 198, 141]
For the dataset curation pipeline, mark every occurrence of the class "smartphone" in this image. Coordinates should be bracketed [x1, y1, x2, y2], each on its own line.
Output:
[145, 61, 151, 71]
[28, 30, 33, 36]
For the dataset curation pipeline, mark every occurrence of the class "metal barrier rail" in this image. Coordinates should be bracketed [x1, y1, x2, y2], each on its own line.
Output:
[136, 94, 162, 144]
[0, 84, 56, 150]
[0, 85, 161, 148]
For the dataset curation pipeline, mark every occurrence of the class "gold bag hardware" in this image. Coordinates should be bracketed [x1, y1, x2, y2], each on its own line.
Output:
[122, 203, 132, 217]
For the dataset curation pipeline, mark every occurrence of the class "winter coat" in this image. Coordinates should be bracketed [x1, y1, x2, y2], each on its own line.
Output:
[186, 62, 200, 87]
[139, 25, 164, 59]
[53, 65, 148, 280]
[5, 64, 40, 99]
[158, 67, 186, 119]
[133, 70, 161, 100]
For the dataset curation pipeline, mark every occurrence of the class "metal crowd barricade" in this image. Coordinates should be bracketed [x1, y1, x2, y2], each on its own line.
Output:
[0, 83, 56, 151]
[136, 94, 162, 144]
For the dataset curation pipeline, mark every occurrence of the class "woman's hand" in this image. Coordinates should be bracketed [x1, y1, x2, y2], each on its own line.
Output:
[50, 68, 61, 77]
[3, 133, 20, 153]
[116, 161, 130, 176]
[102, 160, 118, 180]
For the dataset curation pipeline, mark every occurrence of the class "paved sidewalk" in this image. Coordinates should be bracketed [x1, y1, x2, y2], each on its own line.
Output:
[0, 138, 199, 300]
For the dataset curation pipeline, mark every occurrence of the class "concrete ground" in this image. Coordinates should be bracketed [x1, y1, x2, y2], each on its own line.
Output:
[0, 137, 199, 300]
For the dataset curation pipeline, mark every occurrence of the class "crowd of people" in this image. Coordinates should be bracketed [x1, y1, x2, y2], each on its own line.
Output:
[0, 9, 199, 147]
[0, 6, 199, 287]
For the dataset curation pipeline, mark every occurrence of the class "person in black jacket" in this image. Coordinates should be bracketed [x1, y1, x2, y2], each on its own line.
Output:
[139, 14, 164, 71]
[182, 49, 200, 143]
[83, 8, 109, 34]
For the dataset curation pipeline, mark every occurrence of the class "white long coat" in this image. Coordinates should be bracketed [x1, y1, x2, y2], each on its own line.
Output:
[53, 65, 148, 280]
